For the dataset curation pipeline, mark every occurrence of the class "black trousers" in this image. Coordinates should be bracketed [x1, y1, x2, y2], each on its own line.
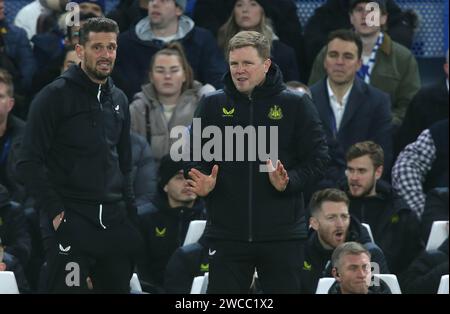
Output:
[43, 209, 143, 293]
[207, 240, 304, 294]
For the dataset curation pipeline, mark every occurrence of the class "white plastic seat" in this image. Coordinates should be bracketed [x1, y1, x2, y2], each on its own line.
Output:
[200, 272, 209, 294]
[190, 274, 206, 294]
[362, 223, 375, 243]
[437, 274, 449, 294]
[0, 271, 20, 294]
[315, 277, 335, 294]
[183, 220, 207, 246]
[426, 221, 449, 251]
[373, 274, 401, 294]
[130, 273, 142, 293]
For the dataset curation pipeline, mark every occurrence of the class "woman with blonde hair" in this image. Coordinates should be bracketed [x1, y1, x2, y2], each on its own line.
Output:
[129, 42, 214, 166]
[217, 0, 299, 81]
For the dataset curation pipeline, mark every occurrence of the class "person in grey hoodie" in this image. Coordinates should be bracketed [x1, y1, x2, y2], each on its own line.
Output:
[129, 42, 214, 166]
[113, 0, 225, 99]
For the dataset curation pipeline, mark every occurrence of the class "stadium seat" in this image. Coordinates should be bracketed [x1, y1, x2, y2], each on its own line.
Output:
[437, 274, 449, 294]
[183, 220, 206, 246]
[0, 271, 20, 294]
[426, 221, 449, 251]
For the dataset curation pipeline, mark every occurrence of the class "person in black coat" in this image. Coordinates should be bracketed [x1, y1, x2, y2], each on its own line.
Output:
[137, 155, 206, 293]
[164, 236, 210, 294]
[106, 0, 148, 33]
[301, 188, 389, 294]
[421, 188, 449, 244]
[395, 54, 449, 155]
[345, 141, 424, 274]
[303, 0, 417, 79]
[193, 0, 306, 81]
[400, 238, 449, 294]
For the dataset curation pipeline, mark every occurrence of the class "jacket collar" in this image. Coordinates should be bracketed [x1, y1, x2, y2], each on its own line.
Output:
[379, 32, 392, 56]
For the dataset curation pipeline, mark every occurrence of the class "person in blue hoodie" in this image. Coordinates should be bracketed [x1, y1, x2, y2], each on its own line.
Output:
[113, 0, 226, 99]
[17, 17, 143, 294]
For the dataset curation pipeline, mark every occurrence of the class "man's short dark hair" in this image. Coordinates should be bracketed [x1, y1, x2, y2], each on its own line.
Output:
[79, 17, 119, 45]
[309, 188, 349, 217]
[327, 29, 363, 60]
[346, 141, 384, 169]
[0, 69, 14, 97]
[67, 12, 98, 41]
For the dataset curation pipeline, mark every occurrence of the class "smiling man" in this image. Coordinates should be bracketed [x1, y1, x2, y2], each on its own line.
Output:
[17, 17, 143, 293]
[300, 188, 389, 294]
[184, 31, 329, 294]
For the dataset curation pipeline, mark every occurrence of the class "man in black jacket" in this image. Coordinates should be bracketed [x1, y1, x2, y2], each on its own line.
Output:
[301, 188, 389, 294]
[184, 31, 329, 293]
[345, 141, 423, 274]
[136, 155, 206, 293]
[17, 17, 143, 293]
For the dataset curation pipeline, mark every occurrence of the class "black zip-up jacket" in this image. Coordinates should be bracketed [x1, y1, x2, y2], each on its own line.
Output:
[328, 278, 392, 294]
[185, 63, 329, 242]
[346, 181, 424, 274]
[137, 194, 206, 293]
[17, 65, 135, 227]
[300, 216, 390, 294]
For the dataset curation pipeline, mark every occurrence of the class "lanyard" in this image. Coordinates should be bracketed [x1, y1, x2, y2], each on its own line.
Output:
[357, 32, 384, 84]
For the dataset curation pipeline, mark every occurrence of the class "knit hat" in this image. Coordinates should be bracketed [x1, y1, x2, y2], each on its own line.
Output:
[175, 0, 187, 12]
[158, 155, 185, 189]
[349, 0, 387, 14]
[232, 0, 270, 16]
[72, 0, 105, 13]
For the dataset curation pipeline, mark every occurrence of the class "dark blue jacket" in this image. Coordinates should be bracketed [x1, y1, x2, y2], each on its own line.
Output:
[311, 76, 393, 176]
[113, 21, 226, 99]
[271, 40, 299, 82]
[1, 21, 36, 92]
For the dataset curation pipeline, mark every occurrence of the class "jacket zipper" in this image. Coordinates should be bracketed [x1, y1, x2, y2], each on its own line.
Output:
[99, 204, 107, 229]
[97, 85, 103, 111]
[248, 95, 254, 242]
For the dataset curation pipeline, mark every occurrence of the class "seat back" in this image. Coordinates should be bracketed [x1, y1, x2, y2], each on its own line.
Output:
[373, 274, 401, 294]
[190, 275, 205, 294]
[437, 274, 449, 294]
[426, 221, 449, 251]
[315, 277, 335, 294]
[0, 271, 20, 294]
[183, 220, 207, 246]
[130, 273, 142, 293]
[362, 223, 375, 243]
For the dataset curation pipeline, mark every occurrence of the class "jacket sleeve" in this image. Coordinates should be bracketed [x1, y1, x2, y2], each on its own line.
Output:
[308, 47, 327, 86]
[16, 87, 65, 223]
[285, 94, 330, 193]
[364, 242, 390, 274]
[132, 133, 157, 207]
[369, 92, 393, 172]
[11, 26, 36, 92]
[164, 247, 196, 294]
[4, 205, 32, 267]
[392, 129, 436, 216]
[391, 52, 421, 126]
[196, 29, 227, 89]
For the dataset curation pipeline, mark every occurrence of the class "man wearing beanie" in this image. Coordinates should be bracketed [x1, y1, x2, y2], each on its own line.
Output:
[136, 154, 206, 293]
[72, 0, 105, 16]
[113, 0, 226, 99]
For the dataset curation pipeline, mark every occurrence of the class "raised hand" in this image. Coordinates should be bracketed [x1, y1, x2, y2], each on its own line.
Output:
[187, 165, 219, 197]
[267, 159, 289, 192]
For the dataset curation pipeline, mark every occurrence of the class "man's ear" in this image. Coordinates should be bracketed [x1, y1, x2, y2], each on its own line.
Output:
[0, 262, 6, 272]
[163, 184, 169, 193]
[264, 58, 272, 73]
[75, 44, 84, 60]
[332, 267, 340, 281]
[375, 165, 383, 181]
[310, 216, 319, 231]
[6, 97, 15, 113]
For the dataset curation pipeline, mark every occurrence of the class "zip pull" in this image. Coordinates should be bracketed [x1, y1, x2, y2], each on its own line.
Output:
[97, 85, 103, 111]
[99, 204, 107, 229]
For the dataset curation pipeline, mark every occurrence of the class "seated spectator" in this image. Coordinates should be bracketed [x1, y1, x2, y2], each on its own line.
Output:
[396, 51, 449, 155]
[193, 0, 306, 81]
[71, 0, 105, 16]
[0, 238, 30, 293]
[107, 0, 149, 33]
[114, 0, 226, 99]
[345, 141, 423, 274]
[309, 0, 420, 126]
[14, 0, 57, 41]
[0, 70, 28, 206]
[310, 30, 392, 180]
[400, 238, 449, 294]
[304, 0, 418, 80]
[0, 0, 36, 94]
[421, 188, 449, 243]
[130, 132, 157, 206]
[217, 0, 299, 82]
[286, 81, 312, 98]
[0, 184, 32, 274]
[164, 235, 210, 293]
[329, 242, 392, 294]
[129, 42, 214, 166]
[137, 155, 206, 293]
[392, 119, 449, 217]
[301, 188, 389, 294]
